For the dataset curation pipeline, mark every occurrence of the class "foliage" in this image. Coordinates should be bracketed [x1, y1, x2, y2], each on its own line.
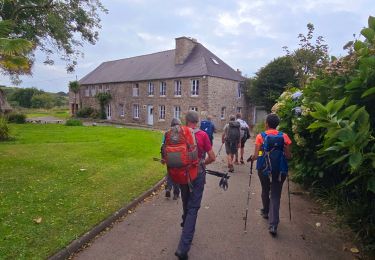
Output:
[9, 87, 42, 107]
[65, 118, 82, 126]
[95, 92, 112, 119]
[253, 121, 266, 136]
[31, 93, 54, 109]
[76, 106, 99, 118]
[0, 0, 107, 78]
[0, 124, 164, 259]
[0, 20, 33, 79]
[7, 112, 26, 124]
[274, 16, 375, 253]
[0, 116, 10, 140]
[283, 23, 329, 88]
[245, 56, 297, 112]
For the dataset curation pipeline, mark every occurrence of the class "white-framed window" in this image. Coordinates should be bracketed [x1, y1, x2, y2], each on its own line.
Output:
[160, 82, 166, 96]
[85, 86, 89, 97]
[236, 107, 242, 114]
[159, 105, 166, 120]
[237, 83, 242, 98]
[90, 86, 96, 96]
[133, 104, 139, 119]
[148, 82, 154, 96]
[190, 106, 198, 112]
[191, 79, 199, 96]
[119, 104, 125, 117]
[174, 106, 181, 119]
[133, 83, 139, 97]
[174, 80, 182, 96]
[105, 85, 110, 93]
[221, 107, 226, 119]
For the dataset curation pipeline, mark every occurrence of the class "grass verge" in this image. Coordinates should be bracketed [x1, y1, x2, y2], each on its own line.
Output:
[0, 124, 164, 259]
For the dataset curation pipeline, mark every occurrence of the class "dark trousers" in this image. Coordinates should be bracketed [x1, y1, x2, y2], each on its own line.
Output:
[258, 171, 286, 227]
[166, 175, 180, 195]
[177, 168, 206, 254]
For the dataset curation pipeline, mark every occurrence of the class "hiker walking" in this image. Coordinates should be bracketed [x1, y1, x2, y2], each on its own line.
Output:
[222, 115, 241, 173]
[234, 113, 250, 164]
[162, 111, 215, 260]
[200, 115, 216, 145]
[161, 118, 181, 200]
[248, 113, 292, 236]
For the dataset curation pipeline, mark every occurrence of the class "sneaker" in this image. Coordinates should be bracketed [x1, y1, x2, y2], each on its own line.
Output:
[240, 158, 244, 164]
[165, 190, 171, 198]
[228, 165, 234, 173]
[269, 226, 277, 236]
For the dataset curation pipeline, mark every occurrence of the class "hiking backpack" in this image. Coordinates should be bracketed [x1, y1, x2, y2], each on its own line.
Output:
[162, 125, 199, 185]
[227, 121, 240, 143]
[200, 120, 214, 139]
[256, 131, 288, 180]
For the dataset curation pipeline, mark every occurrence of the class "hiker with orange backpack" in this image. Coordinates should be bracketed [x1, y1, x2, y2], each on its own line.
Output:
[248, 113, 292, 236]
[162, 110, 215, 259]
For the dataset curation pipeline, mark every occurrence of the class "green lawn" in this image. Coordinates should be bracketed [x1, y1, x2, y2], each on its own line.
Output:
[0, 124, 164, 259]
[22, 108, 70, 119]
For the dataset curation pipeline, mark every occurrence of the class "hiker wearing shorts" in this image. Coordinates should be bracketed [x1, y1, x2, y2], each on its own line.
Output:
[234, 113, 250, 164]
[222, 115, 240, 173]
[175, 111, 215, 260]
[162, 118, 181, 200]
[248, 113, 292, 236]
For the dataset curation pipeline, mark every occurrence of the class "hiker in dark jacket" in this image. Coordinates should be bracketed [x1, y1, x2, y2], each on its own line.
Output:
[248, 113, 292, 236]
[222, 115, 240, 173]
[200, 115, 216, 145]
[175, 111, 215, 260]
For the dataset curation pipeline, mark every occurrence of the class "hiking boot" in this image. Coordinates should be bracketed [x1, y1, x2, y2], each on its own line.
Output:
[165, 190, 171, 198]
[240, 158, 244, 164]
[260, 209, 269, 219]
[228, 165, 234, 173]
[173, 193, 179, 200]
[175, 250, 188, 260]
[269, 226, 277, 237]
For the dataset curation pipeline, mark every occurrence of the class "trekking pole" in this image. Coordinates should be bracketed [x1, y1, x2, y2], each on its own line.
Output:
[244, 159, 253, 233]
[287, 175, 292, 221]
[216, 142, 224, 157]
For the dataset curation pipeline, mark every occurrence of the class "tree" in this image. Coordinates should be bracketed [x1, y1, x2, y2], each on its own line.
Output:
[245, 56, 298, 112]
[10, 87, 43, 107]
[0, 20, 33, 79]
[95, 92, 111, 119]
[0, 0, 107, 77]
[69, 80, 80, 115]
[31, 93, 54, 109]
[283, 23, 329, 88]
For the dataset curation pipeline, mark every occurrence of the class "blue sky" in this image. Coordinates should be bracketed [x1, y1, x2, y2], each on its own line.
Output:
[1, 0, 374, 92]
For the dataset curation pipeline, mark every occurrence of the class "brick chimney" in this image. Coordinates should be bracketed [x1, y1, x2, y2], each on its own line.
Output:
[175, 37, 197, 65]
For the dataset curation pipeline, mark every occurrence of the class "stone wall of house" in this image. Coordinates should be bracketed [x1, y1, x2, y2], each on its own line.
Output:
[206, 76, 247, 130]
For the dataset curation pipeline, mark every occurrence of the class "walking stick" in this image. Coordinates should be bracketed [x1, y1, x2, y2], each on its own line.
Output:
[244, 160, 253, 233]
[216, 142, 224, 157]
[287, 175, 292, 221]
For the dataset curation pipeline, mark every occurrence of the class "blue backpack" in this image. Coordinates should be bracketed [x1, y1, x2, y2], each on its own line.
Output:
[256, 131, 288, 180]
[200, 120, 214, 139]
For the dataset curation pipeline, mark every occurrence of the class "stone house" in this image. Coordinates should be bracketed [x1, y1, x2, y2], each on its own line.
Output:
[70, 37, 248, 129]
[0, 89, 12, 114]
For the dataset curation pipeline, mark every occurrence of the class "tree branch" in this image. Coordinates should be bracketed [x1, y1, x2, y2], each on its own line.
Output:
[12, 0, 55, 21]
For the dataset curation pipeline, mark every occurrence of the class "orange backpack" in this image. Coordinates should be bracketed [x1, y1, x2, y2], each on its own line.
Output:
[162, 125, 199, 184]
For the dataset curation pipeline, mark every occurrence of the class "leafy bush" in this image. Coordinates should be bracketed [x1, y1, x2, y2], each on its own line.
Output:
[0, 117, 10, 141]
[65, 119, 82, 126]
[274, 16, 375, 254]
[76, 107, 99, 118]
[253, 121, 265, 136]
[7, 113, 26, 124]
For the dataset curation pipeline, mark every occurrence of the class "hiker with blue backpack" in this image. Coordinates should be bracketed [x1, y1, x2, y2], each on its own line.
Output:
[200, 115, 216, 145]
[248, 113, 292, 236]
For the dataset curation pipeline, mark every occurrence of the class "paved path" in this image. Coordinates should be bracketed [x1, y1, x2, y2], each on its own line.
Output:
[75, 135, 353, 260]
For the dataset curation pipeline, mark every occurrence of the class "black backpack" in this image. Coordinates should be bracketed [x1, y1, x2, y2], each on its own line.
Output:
[227, 121, 240, 143]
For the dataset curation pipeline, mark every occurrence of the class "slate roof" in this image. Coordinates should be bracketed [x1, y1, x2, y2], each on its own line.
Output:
[79, 43, 245, 85]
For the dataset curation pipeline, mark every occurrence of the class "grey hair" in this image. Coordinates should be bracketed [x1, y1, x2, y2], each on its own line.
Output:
[170, 118, 181, 127]
[185, 110, 199, 124]
[229, 114, 236, 121]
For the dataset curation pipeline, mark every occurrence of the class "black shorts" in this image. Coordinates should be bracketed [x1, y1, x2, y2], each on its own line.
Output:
[225, 141, 238, 155]
[240, 137, 247, 148]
